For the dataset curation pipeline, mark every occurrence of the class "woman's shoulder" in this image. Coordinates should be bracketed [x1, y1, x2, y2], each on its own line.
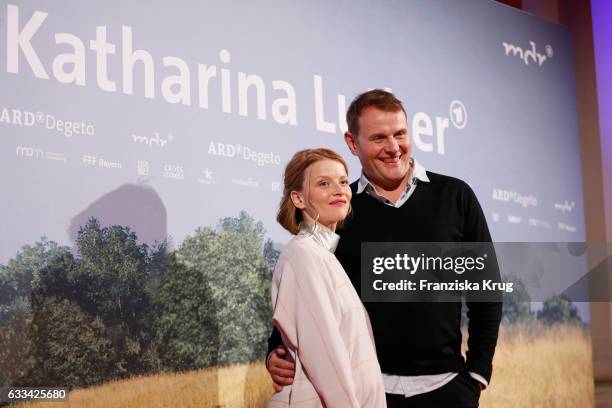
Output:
[280, 235, 321, 255]
[276, 235, 333, 271]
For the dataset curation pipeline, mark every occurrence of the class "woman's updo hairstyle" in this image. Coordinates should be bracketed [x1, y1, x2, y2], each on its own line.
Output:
[277, 148, 350, 234]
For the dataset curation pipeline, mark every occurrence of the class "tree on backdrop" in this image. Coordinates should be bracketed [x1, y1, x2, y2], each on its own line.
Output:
[155, 211, 274, 369]
[0, 239, 70, 386]
[537, 294, 582, 325]
[0, 238, 68, 326]
[501, 275, 533, 324]
[0, 316, 30, 387]
[25, 219, 162, 387]
[24, 295, 116, 388]
[2, 212, 277, 389]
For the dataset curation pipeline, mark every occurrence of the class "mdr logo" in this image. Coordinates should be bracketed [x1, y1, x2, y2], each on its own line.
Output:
[502, 40, 554, 67]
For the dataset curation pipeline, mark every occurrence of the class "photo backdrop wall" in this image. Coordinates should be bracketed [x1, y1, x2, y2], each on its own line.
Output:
[0, 0, 584, 262]
[0, 2, 593, 404]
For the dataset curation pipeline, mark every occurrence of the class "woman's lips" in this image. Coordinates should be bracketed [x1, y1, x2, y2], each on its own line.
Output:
[329, 199, 347, 206]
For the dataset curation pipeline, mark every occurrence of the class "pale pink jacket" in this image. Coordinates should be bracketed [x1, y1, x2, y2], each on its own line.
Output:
[267, 234, 386, 407]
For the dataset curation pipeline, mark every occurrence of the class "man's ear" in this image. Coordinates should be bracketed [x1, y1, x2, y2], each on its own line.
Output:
[344, 131, 359, 156]
[290, 191, 306, 209]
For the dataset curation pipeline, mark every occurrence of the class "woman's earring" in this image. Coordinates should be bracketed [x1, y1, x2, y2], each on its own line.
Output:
[312, 212, 320, 234]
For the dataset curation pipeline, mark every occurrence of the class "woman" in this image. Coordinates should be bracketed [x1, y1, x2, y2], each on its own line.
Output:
[267, 148, 386, 408]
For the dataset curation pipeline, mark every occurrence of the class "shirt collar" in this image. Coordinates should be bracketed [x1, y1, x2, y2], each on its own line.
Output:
[356, 158, 430, 194]
[297, 219, 340, 253]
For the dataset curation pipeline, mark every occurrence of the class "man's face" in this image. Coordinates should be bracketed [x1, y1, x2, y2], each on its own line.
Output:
[344, 107, 412, 190]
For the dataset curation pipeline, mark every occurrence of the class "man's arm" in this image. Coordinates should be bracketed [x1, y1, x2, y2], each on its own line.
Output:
[465, 299, 502, 384]
[468, 372, 488, 389]
[462, 182, 503, 384]
[267, 326, 282, 364]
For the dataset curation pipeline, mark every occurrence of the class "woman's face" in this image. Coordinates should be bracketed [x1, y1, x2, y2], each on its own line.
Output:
[291, 159, 352, 231]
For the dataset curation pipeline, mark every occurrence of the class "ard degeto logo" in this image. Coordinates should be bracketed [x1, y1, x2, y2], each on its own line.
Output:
[1, 107, 95, 137]
[502, 41, 553, 67]
[208, 141, 281, 167]
[492, 188, 538, 208]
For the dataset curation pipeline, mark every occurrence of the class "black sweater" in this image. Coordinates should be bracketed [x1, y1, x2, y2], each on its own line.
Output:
[268, 171, 502, 382]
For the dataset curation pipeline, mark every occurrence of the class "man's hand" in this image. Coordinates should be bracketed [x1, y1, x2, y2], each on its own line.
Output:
[267, 345, 296, 392]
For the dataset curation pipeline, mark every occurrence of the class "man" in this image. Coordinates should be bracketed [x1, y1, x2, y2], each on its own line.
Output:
[267, 89, 502, 407]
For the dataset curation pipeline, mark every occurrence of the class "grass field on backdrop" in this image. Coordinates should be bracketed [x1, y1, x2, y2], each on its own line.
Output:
[13, 323, 593, 408]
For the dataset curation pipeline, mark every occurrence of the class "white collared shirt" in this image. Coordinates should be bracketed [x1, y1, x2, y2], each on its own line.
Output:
[357, 158, 488, 397]
[356, 158, 430, 208]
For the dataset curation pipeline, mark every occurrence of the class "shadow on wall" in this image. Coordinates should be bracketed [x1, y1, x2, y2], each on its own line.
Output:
[68, 182, 167, 247]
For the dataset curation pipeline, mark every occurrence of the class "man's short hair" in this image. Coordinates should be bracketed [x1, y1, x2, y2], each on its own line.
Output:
[346, 89, 407, 136]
